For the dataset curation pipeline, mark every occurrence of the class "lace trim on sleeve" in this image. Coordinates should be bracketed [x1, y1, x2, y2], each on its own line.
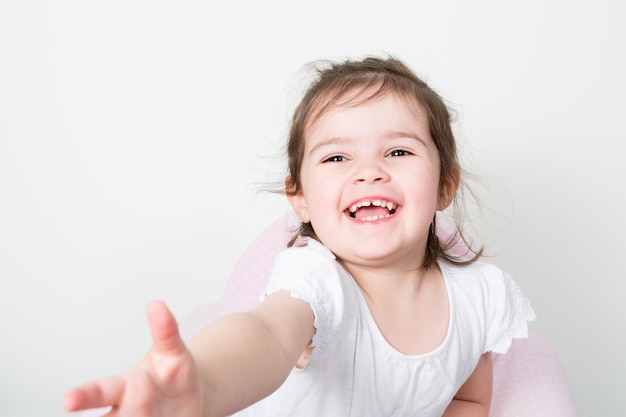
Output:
[485, 270, 537, 354]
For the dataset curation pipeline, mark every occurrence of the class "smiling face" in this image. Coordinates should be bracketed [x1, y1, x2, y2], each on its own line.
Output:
[288, 91, 455, 272]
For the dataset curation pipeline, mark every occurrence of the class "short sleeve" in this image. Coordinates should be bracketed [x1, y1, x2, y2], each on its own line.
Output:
[263, 240, 344, 356]
[484, 266, 537, 354]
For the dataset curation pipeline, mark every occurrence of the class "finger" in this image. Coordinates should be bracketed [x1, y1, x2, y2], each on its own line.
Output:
[98, 372, 156, 417]
[147, 301, 186, 356]
[62, 375, 125, 411]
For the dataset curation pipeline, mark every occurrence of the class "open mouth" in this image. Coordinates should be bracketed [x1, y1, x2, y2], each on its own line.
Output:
[347, 199, 397, 221]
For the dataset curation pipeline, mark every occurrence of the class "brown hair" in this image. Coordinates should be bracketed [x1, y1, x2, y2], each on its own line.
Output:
[285, 56, 481, 268]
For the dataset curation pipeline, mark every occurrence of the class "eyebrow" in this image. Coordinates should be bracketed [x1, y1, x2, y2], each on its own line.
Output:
[307, 137, 349, 156]
[384, 130, 429, 145]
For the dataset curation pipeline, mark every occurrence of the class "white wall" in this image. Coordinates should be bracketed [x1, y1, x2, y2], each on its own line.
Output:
[1, 1, 624, 416]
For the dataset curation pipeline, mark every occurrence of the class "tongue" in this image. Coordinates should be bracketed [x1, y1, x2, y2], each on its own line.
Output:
[355, 206, 389, 218]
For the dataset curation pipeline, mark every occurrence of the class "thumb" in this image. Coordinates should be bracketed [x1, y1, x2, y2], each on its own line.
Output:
[147, 300, 185, 355]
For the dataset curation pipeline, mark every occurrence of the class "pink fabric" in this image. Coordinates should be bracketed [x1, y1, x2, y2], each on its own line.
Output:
[490, 333, 579, 416]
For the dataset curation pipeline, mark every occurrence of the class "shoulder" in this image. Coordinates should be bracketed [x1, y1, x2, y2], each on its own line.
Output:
[442, 259, 504, 276]
[270, 240, 342, 288]
[440, 260, 512, 292]
[442, 260, 531, 311]
[274, 239, 335, 267]
[269, 239, 343, 291]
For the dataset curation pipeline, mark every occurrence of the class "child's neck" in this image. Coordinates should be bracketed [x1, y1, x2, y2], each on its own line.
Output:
[344, 261, 450, 355]
[346, 261, 431, 306]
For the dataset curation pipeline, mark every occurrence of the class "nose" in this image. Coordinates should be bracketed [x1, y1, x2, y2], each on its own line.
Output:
[353, 157, 390, 184]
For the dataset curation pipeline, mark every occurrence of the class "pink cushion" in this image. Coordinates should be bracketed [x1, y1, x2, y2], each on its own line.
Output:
[179, 213, 580, 417]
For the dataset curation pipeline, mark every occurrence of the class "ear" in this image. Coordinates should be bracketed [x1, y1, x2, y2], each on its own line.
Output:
[285, 177, 310, 223]
[437, 167, 460, 211]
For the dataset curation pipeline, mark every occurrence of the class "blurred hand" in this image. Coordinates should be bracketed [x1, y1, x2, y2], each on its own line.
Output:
[63, 301, 203, 417]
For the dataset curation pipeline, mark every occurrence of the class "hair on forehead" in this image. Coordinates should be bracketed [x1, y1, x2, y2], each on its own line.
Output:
[300, 57, 430, 131]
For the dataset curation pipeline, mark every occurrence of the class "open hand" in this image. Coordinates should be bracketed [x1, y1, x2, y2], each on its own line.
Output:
[63, 301, 203, 417]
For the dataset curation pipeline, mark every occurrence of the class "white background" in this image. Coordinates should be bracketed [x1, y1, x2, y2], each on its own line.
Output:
[1, 1, 625, 416]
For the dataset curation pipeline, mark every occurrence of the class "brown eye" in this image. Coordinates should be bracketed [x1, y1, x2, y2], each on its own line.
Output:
[323, 155, 347, 163]
[387, 149, 413, 157]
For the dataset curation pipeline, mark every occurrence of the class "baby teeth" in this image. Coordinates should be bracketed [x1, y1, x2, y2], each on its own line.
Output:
[348, 199, 397, 213]
[361, 214, 392, 221]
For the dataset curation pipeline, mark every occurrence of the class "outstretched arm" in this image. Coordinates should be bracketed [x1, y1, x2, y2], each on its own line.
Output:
[443, 352, 493, 417]
[63, 292, 315, 417]
[189, 291, 315, 416]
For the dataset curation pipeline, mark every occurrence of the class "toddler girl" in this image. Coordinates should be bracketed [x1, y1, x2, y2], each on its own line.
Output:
[63, 56, 535, 417]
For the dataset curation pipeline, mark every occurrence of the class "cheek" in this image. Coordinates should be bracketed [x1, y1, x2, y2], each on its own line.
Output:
[301, 180, 342, 222]
[307, 185, 336, 212]
[404, 172, 441, 209]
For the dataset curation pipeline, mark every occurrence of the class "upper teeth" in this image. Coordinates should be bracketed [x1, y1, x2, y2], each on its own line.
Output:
[349, 199, 397, 214]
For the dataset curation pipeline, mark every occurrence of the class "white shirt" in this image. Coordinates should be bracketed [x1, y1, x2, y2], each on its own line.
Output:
[233, 240, 535, 417]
